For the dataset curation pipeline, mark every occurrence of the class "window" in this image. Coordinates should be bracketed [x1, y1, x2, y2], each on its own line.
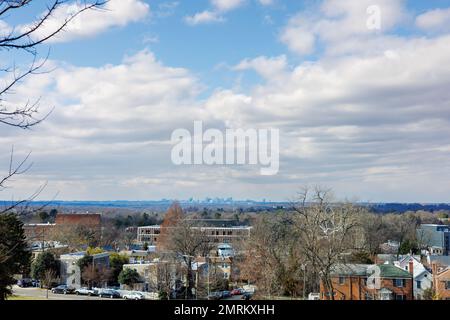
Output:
[365, 293, 373, 300]
[445, 281, 450, 290]
[416, 280, 421, 289]
[395, 294, 406, 300]
[339, 276, 346, 285]
[393, 279, 404, 287]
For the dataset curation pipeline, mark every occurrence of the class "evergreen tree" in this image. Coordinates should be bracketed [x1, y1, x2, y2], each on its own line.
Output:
[0, 214, 31, 300]
[31, 251, 60, 283]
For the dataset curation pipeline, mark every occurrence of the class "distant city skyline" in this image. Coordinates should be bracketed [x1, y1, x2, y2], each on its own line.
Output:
[1, 1, 450, 202]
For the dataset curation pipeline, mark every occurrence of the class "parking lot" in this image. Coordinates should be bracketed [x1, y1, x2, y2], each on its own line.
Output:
[11, 286, 250, 301]
[11, 286, 123, 300]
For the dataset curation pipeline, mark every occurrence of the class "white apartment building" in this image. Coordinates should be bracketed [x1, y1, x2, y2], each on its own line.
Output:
[137, 225, 252, 245]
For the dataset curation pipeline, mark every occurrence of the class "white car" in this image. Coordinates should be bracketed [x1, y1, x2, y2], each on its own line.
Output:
[122, 291, 145, 300]
[308, 293, 320, 300]
[75, 287, 97, 296]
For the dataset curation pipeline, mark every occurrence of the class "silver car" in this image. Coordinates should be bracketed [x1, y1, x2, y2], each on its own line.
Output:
[122, 291, 145, 300]
[75, 287, 97, 296]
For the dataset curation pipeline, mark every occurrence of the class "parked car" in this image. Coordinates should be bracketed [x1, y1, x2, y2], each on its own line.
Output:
[308, 293, 320, 300]
[207, 291, 222, 300]
[75, 287, 97, 296]
[221, 291, 231, 298]
[241, 292, 253, 300]
[51, 285, 74, 294]
[122, 291, 145, 300]
[31, 279, 40, 288]
[231, 288, 244, 296]
[17, 278, 33, 288]
[99, 289, 121, 299]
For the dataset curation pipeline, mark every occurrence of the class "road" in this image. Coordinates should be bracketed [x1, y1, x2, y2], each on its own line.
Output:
[11, 286, 122, 300]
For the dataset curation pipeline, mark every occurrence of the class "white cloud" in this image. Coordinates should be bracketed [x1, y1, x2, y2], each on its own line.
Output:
[3, 34, 450, 201]
[4, 2, 450, 202]
[185, 0, 265, 26]
[185, 10, 224, 26]
[211, 0, 246, 12]
[0, 20, 11, 37]
[202, 33, 450, 201]
[281, 0, 406, 56]
[22, 0, 150, 43]
[280, 26, 316, 55]
[258, 0, 274, 6]
[233, 55, 288, 80]
[416, 7, 450, 30]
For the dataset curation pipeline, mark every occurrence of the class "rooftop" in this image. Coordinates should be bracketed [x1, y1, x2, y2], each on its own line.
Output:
[331, 264, 412, 278]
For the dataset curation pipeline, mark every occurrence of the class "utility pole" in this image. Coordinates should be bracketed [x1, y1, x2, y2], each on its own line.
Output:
[207, 256, 210, 297]
[302, 264, 307, 300]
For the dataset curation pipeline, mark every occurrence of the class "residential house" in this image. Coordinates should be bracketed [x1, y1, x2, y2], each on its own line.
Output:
[122, 259, 181, 292]
[122, 262, 156, 291]
[394, 255, 432, 300]
[426, 254, 450, 267]
[123, 249, 155, 264]
[416, 224, 450, 256]
[379, 240, 400, 254]
[320, 264, 414, 300]
[432, 263, 450, 300]
[194, 256, 234, 281]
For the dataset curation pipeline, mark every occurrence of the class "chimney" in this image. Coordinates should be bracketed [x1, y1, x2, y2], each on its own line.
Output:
[408, 259, 414, 276]
[432, 262, 438, 275]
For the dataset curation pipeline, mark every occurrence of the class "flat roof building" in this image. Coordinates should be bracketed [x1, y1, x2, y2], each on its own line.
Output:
[137, 224, 251, 245]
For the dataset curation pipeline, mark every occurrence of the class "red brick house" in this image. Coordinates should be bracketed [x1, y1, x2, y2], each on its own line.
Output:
[320, 263, 414, 300]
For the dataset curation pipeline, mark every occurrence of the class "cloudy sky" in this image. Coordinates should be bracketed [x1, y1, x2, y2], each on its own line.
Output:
[1, 0, 450, 202]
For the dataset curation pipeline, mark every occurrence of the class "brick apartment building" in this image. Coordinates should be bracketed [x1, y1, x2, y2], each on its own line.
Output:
[320, 263, 414, 300]
[55, 213, 101, 227]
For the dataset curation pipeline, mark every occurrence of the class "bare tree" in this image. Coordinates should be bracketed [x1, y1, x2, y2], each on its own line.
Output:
[81, 264, 111, 289]
[239, 213, 303, 299]
[50, 223, 101, 250]
[157, 202, 184, 251]
[42, 269, 58, 299]
[383, 212, 419, 257]
[164, 218, 213, 299]
[293, 187, 363, 300]
[153, 255, 182, 300]
[359, 212, 387, 256]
